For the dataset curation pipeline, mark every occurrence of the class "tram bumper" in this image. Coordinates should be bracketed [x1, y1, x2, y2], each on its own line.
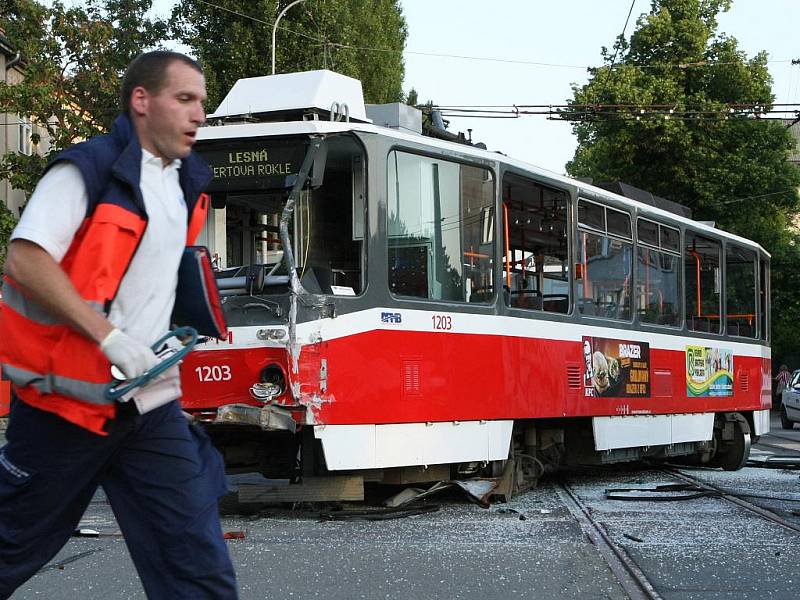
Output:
[214, 403, 297, 433]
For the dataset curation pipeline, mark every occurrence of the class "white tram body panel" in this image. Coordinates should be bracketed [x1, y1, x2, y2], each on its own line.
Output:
[181, 70, 771, 482]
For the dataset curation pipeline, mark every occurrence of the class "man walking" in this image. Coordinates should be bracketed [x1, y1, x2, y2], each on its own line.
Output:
[0, 51, 238, 598]
[775, 364, 792, 408]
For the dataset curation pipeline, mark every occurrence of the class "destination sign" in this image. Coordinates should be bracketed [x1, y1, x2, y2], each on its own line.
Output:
[199, 142, 307, 192]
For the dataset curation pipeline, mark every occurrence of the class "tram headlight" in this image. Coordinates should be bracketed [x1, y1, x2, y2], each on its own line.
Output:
[250, 364, 286, 403]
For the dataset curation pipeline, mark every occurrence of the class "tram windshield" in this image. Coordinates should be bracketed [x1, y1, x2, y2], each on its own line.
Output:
[196, 133, 365, 323]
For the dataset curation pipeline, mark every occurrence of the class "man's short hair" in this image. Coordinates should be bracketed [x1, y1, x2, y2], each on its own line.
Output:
[120, 51, 203, 113]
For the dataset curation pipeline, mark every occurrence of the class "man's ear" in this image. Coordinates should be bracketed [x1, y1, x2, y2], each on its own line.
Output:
[129, 86, 149, 117]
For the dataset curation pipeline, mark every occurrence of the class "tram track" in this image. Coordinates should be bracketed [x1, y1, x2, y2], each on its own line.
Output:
[752, 439, 800, 455]
[759, 431, 800, 445]
[662, 467, 800, 534]
[555, 463, 800, 600]
[554, 480, 663, 600]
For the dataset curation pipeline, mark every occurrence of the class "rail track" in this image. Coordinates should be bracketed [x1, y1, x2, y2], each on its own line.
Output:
[757, 431, 800, 445]
[556, 463, 800, 599]
[555, 480, 663, 600]
[663, 467, 800, 534]
[752, 439, 800, 455]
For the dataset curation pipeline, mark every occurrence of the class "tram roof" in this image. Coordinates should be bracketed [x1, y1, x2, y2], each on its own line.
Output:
[197, 119, 768, 256]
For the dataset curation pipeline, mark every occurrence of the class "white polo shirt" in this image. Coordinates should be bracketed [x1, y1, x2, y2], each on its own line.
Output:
[11, 149, 188, 347]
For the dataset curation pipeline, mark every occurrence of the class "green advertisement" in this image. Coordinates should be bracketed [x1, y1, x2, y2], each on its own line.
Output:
[686, 345, 734, 397]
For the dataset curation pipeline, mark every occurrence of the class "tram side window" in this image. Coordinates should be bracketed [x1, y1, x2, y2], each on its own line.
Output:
[726, 245, 757, 338]
[636, 220, 681, 326]
[294, 136, 365, 295]
[576, 200, 632, 320]
[387, 151, 495, 302]
[501, 173, 569, 313]
[685, 233, 721, 334]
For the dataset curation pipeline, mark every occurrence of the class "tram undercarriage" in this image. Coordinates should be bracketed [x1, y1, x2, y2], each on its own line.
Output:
[202, 409, 757, 504]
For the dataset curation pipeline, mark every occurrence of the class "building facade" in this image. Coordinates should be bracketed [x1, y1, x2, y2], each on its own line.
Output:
[1, 28, 51, 218]
[787, 119, 800, 170]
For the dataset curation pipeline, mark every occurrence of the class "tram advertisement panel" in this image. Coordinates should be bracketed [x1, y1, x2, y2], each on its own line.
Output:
[582, 337, 651, 398]
[685, 345, 734, 397]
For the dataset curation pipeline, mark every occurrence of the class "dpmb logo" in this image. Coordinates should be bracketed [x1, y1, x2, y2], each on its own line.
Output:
[381, 312, 402, 324]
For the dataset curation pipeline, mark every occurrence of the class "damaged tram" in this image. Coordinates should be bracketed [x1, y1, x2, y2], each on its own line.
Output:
[181, 70, 771, 497]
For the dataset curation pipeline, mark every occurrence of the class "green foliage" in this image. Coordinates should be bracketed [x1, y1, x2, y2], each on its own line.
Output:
[565, 0, 800, 361]
[0, 202, 17, 272]
[170, 0, 407, 110]
[0, 0, 168, 195]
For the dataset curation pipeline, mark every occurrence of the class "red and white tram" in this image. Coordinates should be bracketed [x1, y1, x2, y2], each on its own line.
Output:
[181, 70, 771, 494]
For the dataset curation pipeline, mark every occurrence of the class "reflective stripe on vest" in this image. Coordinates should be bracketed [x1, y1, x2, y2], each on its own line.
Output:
[0, 205, 144, 431]
[0, 192, 208, 434]
[1, 364, 114, 405]
[2, 281, 104, 326]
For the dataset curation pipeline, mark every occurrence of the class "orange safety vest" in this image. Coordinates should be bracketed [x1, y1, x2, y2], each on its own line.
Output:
[0, 114, 211, 435]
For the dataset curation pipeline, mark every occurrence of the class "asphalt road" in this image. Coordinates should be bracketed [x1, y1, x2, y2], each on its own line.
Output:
[7, 480, 628, 599]
[3, 413, 800, 600]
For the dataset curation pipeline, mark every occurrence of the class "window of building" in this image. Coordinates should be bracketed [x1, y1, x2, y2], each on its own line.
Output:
[18, 117, 32, 156]
[502, 173, 570, 313]
[685, 233, 721, 333]
[726, 244, 757, 338]
[388, 151, 495, 302]
[636, 219, 681, 326]
[576, 200, 632, 320]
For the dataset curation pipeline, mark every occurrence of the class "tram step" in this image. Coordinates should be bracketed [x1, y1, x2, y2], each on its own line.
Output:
[237, 475, 364, 503]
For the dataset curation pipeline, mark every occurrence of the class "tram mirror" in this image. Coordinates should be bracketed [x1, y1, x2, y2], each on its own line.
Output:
[310, 141, 328, 188]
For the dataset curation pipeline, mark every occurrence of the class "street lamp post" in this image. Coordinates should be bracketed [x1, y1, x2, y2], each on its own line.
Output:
[272, 0, 307, 75]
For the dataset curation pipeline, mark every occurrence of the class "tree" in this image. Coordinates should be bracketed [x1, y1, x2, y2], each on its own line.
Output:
[565, 0, 800, 360]
[0, 0, 168, 195]
[0, 203, 16, 272]
[171, 0, 407, 110]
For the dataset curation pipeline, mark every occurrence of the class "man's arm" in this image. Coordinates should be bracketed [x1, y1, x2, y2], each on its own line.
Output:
[5, 240, 159, 379]
[5, 239, 113, 344]
[4, 163, 159, 381]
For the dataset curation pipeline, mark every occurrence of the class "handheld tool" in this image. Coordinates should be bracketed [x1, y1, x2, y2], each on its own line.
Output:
[104, 326, 198, 401]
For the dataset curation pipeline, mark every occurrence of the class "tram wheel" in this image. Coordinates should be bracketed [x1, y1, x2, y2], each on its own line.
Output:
[780, 406, 795, 430]
[714, 417, 751, 471]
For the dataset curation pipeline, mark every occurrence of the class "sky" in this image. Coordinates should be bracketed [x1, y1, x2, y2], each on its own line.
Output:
[136, 1, 800, 174]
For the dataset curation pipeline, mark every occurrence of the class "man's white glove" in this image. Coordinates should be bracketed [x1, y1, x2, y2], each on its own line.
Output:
[100, 328, 159, 380]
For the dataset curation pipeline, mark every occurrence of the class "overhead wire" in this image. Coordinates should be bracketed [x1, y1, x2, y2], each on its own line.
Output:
[5, 4, 797, 132]
[718, 188, 800, 206]
[432, 103, 800, 122]
[594, 0, 638, 102]
[191, 0, 794, 72]
[195, 0, 321, 43]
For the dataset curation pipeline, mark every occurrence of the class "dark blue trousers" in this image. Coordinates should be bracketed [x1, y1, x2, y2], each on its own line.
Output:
[0, 398, 238, 599]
